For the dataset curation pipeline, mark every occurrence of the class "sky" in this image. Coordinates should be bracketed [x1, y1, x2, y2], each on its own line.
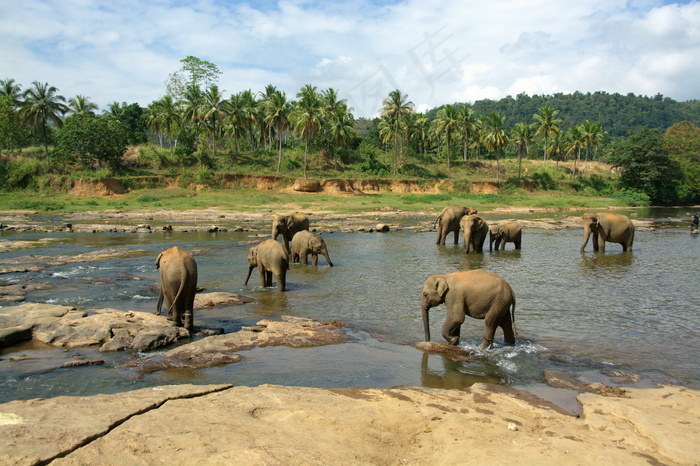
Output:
[1, 0, 699, 118]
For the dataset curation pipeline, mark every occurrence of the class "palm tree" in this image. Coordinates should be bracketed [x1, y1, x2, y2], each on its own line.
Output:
[289, 84, 322, 178]
[548, 130, 566, 169]
[221, 92, 246, 154]
[263, 90, 291, 172]
[410, 113, 431, 156]
[0, 78, 23, 109]
[482, 112, 507, 180]
[531, 105, 562, 163]
[566, 124, 586, 177]
[181, 84, 204, 144]
[380, 89, 414, 175]
[104, 101, 126, 120]
[239, 89, 260, 149]
[152, 95, 181, 153]
[456, 105, 477, 161]
[320, 88, 354, 161]
[68, 95, 98, 116]
[20, 81, 68, 161]
[200, 84, 225, 153]
[435, 104, 458, 168]
[260, 84, 278, 148]
[511, 122, 533, 181]
[581, 120, 605, 176]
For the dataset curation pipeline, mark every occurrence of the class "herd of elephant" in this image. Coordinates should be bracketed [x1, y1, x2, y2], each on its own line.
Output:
[423, 205, 635, 349]
[155, 206, 636, 351]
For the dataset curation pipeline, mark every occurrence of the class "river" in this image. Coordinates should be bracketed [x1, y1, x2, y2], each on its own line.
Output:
[1, 207, 699, 404]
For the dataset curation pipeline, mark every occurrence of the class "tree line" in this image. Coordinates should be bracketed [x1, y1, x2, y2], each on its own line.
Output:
[1, 56, 698, 205]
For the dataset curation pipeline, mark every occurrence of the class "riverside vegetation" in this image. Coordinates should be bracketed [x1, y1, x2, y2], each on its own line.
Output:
[1, 56, 699, 209]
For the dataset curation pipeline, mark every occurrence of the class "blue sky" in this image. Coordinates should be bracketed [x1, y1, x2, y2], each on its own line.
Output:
[1, 0, 699, 117]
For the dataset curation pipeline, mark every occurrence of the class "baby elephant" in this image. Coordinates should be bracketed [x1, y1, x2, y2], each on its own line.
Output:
[245, 239, 289, 291]
[421, 270, 516, 349]
[290, 230, 333, 266]
[489, 222, 522, 251]
[156, 246, 198, 331]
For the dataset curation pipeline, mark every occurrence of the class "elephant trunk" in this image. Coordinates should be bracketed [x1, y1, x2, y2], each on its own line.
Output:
[422, 304, 431, 341]
[580, 227, 591, 253]
[244, 266, 254, 285]
[323, 248, 333, 267]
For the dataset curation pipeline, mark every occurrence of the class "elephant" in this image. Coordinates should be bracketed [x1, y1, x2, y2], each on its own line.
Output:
[290, 230, 333, 266]
[421, 270, 516, 349]
[580, 212, 635, 253]
[155, 246, 198, 332]
[489, 222, 522, 251]
[245, 239, 290, 291]
[434, 205, 478, 245]
[459, 214, 489, 253]
[272, 212, 310, 252]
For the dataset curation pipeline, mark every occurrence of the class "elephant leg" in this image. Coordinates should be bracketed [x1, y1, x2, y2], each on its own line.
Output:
[265, 270, 274, 287]
[441, 319, 462, 346]
[499, 314, 515, 345]
[452, 229, 459, 245]
[481, 313, 501, 349]
[514, 240, 521, 250]
[311, 254, 318, 266]
[183, 310, 193, 331]
[500, 239, 506, 251]
[276, 272, 286, 292]
[436, 225, 444, 245]
[258, 268, 267, 287]
[303, 251, 310, 265]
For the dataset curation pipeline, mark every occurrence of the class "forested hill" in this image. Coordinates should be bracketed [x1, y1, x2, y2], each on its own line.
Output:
[426, 92, 700, 138]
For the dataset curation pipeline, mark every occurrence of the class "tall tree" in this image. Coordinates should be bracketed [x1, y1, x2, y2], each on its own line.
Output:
[566, 124, 586, 178]
[581, 119, 605, 176]
[263, 90, 291, 172]
[435, 104, 458, 168]
[380, 89, 414, 175]
[531, 104, 562, 163]
[289, 84, 322, 178]
[608, 128, 681, 204]
[482, 112, 507, 179]
[20, 81, 68, 161]
[150, 95, 181, 153]
[511, 122, 533, 181]
[200, 84, 225, 153]
[165, 56, 221, 101]
[456, 105, 477, 161]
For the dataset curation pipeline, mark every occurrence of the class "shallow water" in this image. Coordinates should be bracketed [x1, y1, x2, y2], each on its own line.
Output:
[1, 208, 699, 403]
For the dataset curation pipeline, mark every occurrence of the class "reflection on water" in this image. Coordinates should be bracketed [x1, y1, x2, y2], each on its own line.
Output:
[1, 209, 699, 403]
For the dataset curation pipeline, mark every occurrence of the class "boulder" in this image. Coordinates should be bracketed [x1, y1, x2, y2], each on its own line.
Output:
[294, 178, 321, 192]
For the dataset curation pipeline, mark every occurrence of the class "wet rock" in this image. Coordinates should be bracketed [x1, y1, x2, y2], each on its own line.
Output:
[194, 292, 253, 308]
[133, 316, 350, 372]
[416, 341, 476, 362]
[375, 223, 391, 232]
[0, 303, 190, 351]
[544, 370, 628, 397]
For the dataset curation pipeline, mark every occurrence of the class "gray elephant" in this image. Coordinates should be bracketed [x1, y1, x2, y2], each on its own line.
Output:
[460, 214, 489, 253]
[421, 270, 516, 349]
[156, 246, 198, 331]
[489, 222, 522, 251]
[434, 205, 478, 245]
[290, 230, 333, 266]
[580, 212, 635, 253]
[272, 212, 310, 252]
[245, 239, 289, 291]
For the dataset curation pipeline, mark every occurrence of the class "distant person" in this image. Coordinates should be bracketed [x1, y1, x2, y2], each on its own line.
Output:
[691, 212, 699, 233]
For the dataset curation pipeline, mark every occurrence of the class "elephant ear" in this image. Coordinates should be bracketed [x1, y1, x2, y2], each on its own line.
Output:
[436, 278, 449, 298]
[286, 216, 295, 229]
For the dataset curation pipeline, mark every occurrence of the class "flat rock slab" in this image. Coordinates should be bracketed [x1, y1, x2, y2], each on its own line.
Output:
[134, 316, 350, 372]
[0, 384, 697, 465]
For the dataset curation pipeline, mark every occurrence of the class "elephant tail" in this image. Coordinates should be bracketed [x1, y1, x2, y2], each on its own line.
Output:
[510, 292, 517, 336]
[168, 275, 187, 316]
[433, 214, 441, 229]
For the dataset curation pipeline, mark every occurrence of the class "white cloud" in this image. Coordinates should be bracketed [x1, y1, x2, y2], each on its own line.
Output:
[0, 0, 698, 117]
